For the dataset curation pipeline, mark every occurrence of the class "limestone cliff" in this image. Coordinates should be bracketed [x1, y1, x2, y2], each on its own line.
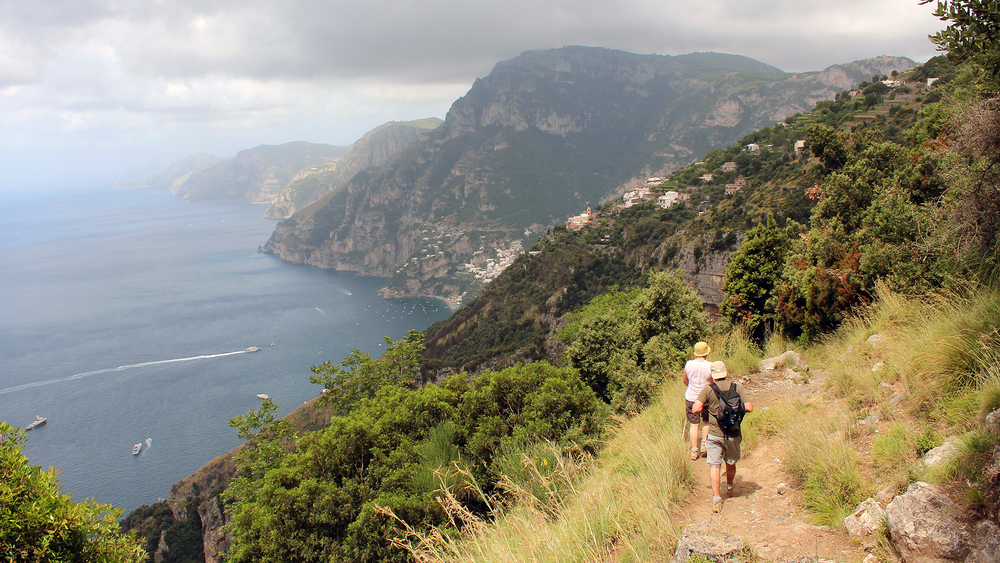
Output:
[264, 119, 442, 219]
[261, 47, 914, 304]
[169, 141, 349, 203]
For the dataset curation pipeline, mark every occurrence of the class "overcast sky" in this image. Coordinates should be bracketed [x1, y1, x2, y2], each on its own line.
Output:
[0, 0, 945, 192]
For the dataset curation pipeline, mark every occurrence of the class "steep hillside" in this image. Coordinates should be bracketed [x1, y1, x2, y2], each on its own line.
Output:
[261, 47, 914, 304]
[264, 119, 442, 218]
[169, 141, 350, 203]
[114, 153, 220, 192]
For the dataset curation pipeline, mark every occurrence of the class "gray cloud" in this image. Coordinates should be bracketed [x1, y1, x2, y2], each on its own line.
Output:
[0, 0, 944, 191]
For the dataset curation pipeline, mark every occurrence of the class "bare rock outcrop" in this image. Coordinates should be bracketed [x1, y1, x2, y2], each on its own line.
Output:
[760, 351, 808, 372]
[845, 497, 886, 538]
[672, 519, 746, 562]
[885, 482, 971, 562]
[199, 496, 231, 563]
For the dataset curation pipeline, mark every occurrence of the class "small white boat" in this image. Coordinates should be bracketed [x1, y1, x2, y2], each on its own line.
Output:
[133, 443, 142, 455]
[257, 393, 270, 400]
[245, 346, 260, 353]
[26, 416, 47, 431]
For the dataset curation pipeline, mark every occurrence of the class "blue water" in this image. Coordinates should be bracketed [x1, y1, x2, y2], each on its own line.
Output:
[0, 187, 451, 513]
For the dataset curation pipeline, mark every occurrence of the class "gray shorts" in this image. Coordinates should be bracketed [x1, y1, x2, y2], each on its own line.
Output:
[706, 433, 741, 467]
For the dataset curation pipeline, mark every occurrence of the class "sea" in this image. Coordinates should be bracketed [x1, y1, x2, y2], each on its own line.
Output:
[0, 187, 452, 514]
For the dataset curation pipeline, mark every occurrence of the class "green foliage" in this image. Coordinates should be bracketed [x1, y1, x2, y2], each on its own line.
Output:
[923, 0, 1000, 91]
[458, 362, 609, 483]
[561, 271, 709, 411]
[222, 353, 608, 561]
[721, 213, 794, 339]
[311, 328, 425, 413]
[120, 501, 205, 563]
[0, 422, 146, 563]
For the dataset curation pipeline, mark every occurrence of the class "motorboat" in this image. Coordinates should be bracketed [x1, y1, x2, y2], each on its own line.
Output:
[257, 394, 270, 400]
[133, 443, 142, 455]
[26, 416, 46, 431]
[245, 346, 260, 352]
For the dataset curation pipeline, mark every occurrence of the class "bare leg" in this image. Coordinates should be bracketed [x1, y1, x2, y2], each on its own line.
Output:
[709, 464, 722, 498]
[726, 463, 736, 492]
[689, 422, 700, 452]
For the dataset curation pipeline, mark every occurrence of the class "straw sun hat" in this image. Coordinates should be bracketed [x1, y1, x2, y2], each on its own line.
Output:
[693, 341, 711, 357]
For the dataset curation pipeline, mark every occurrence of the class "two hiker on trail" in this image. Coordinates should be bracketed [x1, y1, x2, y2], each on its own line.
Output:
[683, 341, 713, 460]
[692, 358, 753, 513]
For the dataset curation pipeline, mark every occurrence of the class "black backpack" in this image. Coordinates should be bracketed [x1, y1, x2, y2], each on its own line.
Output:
[709, 381, 745, 436]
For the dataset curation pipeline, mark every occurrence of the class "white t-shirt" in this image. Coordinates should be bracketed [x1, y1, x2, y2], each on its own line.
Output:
[684, 358, 712, 402]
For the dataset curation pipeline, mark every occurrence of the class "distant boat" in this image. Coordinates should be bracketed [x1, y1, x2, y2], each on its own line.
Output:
[133, 443, 142, 455]
[26, 416, 46, 431]
[245, 346, 260, 353]
[257, 394, 270, 400]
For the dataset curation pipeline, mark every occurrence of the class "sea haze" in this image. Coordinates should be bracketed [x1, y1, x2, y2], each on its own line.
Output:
[0, 187, 451, 513]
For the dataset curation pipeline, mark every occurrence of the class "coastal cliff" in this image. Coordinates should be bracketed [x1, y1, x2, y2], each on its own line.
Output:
[260, 47, 915, 305]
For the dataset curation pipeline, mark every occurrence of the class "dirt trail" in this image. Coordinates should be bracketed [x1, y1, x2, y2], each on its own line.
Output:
[674, 368, 868, 563]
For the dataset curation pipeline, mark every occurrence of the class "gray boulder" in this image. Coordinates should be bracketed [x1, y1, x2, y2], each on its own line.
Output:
[965, 520, 1000, 563]
[845, 497, 885, 537]
[672, 519, 745, 563]
[986, 408, 1000, 437]
[761, 351, 808, 372]
[886, 482, 971, 562]
[920, 437, 962, 471]
[867, 333, 887, 348]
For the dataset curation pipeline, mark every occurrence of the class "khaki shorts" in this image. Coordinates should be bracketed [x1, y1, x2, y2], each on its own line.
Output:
[706, 433, 741, 467]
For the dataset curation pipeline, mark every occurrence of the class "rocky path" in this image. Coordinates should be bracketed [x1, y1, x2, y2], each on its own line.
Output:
[674, 367, 870, 563]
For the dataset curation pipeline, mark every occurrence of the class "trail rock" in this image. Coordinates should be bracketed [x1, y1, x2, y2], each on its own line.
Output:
[845, 498, 886, 537]
[672, 519, 746, 562]
[965, 520, 1000, 563]
[885, 482, 971, 562]
[761, 351, 807, 372]
[783, 557, 845, 563]
[986, 408, 1000, 437]
[867, 333, 886, 348]
[920, 437, 962, 471]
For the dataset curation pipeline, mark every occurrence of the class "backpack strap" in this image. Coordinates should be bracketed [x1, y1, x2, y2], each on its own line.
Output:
[708, 381, 724, 420]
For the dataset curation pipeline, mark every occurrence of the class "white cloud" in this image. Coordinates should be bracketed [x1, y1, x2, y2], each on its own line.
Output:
[0, 0, 946, 191]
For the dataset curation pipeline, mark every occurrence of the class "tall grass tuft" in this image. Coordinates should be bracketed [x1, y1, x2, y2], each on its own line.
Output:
[782, 404, 866, 528]
[712, 326, 762, 377]
[883, 285, 1000, 419]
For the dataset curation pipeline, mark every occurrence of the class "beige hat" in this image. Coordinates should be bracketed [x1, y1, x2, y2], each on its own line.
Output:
[694, 341, 711, 357]
[710, 361, 728, 380]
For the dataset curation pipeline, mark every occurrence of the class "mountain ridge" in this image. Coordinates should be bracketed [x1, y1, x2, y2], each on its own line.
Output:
[261, 47, 915, 305]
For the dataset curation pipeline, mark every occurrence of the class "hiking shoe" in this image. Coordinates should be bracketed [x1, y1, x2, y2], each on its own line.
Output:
[690, 447, 699, 460]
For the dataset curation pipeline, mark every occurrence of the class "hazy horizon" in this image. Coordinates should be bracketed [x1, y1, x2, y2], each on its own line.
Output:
[0, 0, 945, 193]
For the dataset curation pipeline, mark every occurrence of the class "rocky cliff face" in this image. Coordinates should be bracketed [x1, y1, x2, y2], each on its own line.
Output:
[168, 141, 350, 203]
[816, 55, 918, 91]
[261, 47, 916, 303]
[264, 119, 441, 218]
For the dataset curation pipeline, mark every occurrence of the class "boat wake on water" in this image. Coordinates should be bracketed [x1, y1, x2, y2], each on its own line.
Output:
[0, 349, 252, 395]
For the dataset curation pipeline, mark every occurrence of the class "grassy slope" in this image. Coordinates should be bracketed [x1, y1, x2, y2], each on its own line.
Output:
[395, 284, 1000, 562]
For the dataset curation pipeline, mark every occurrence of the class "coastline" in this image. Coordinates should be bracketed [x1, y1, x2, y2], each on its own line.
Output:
[379, 287, 461, 313]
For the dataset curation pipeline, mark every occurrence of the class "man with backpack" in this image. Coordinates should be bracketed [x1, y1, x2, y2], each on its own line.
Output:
[692, 360, 753, 513]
